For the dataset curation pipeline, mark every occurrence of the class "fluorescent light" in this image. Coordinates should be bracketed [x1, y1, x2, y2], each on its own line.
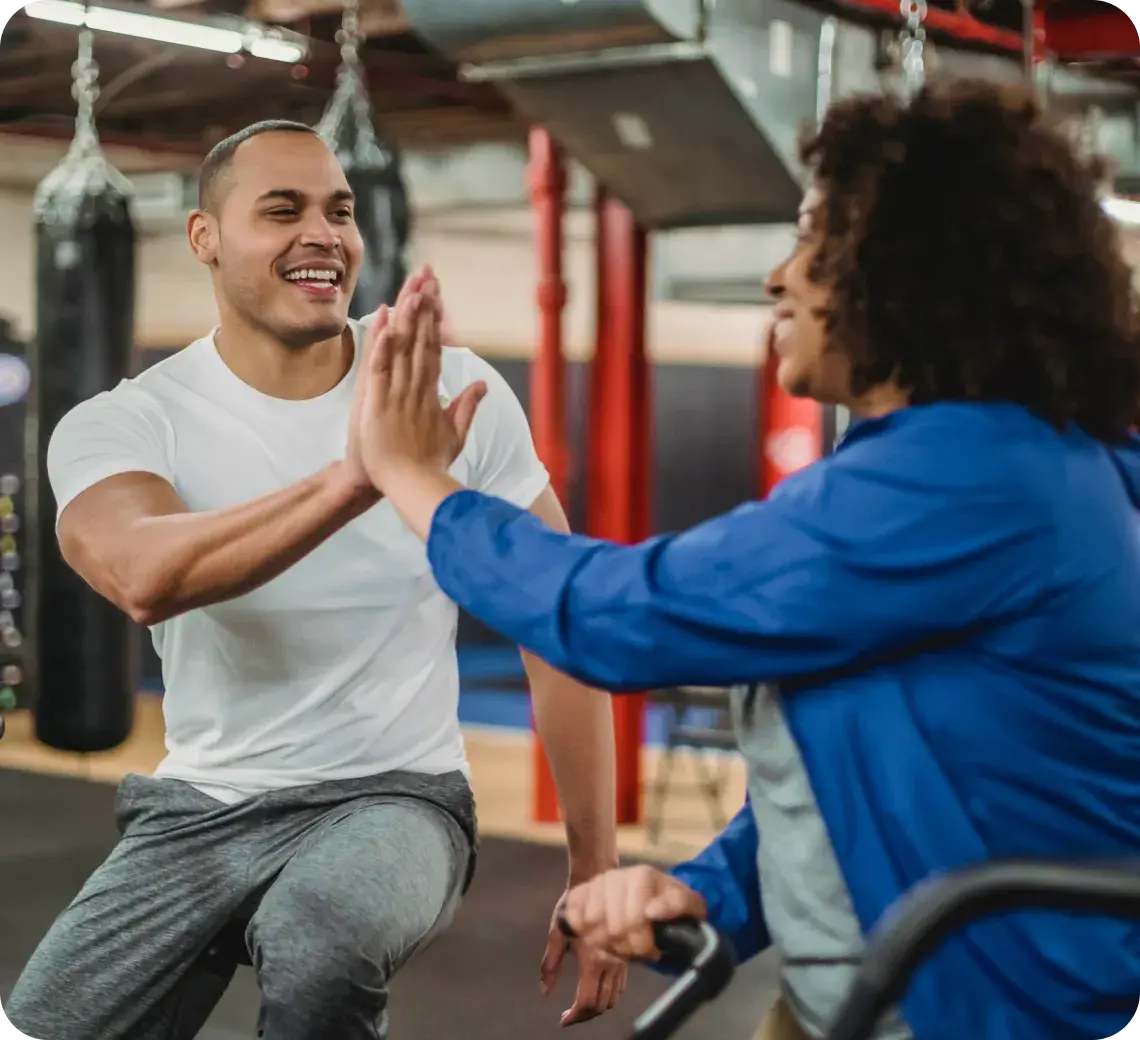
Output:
[249, 35, 306, 63]
[86, 6, 242, 51]
[23, 0, 84, 24]
[1103, 195, 1140, 227]
[24, 1, 305, 63]
[612, 112, 653, 151]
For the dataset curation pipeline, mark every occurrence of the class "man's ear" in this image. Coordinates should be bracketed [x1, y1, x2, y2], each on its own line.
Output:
[187, 209, 218, 264]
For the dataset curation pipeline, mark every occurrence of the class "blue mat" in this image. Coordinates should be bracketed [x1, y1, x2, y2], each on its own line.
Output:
[454, 647, 729, 748]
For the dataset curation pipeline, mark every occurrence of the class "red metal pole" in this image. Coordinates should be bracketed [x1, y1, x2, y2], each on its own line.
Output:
[527, 126, 570, 824]
[758, 354, 823, 497]
[587, 186, 650, 826]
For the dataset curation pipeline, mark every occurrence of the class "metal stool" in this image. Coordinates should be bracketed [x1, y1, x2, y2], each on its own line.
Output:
[644, 685, 736, 845]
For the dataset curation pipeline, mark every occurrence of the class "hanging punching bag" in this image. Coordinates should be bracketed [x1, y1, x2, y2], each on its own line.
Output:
[32, 30, 136, 752]
[316, 1, 410, 316]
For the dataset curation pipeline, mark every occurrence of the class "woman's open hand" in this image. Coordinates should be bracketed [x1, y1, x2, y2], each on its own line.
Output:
[357, 289, 486, 493]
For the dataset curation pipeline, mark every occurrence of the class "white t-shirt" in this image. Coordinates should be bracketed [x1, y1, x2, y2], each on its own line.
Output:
[46, 317, 550, 803]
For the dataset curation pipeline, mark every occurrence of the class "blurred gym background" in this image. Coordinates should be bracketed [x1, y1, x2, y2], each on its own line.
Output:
[0, 1, 1138, 1036]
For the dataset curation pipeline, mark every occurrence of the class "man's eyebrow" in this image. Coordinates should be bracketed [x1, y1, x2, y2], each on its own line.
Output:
[255, 189, 356, 204]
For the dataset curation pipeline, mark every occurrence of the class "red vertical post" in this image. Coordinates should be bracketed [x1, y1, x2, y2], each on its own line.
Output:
[527, 126, 569, 824]
[587, 185, 650, 825]
[758, 354, 823, 497]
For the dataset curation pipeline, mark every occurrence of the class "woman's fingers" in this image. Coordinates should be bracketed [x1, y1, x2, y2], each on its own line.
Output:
[387, 293, 420, 403]
[644, 878, 707, 922]
[561, 867, 680, 961]
[613, 868, 659, 959]
[409, 292, 442, 408]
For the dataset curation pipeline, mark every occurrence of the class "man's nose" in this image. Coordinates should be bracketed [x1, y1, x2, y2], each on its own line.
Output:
[297, 212, 339, 249]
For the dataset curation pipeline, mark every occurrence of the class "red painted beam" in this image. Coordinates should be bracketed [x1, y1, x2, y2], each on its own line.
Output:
[831, 0, 1024, 52]
[1044, 9, 1140, 59]
[527, 126, 571, 825]
[587, 186, 650, 827]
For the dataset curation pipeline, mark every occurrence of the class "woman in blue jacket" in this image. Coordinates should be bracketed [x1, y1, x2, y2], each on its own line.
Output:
[354, 79, 1140, 1040]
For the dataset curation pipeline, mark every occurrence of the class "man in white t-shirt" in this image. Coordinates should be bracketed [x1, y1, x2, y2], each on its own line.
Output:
[5, 119, 624, 1040]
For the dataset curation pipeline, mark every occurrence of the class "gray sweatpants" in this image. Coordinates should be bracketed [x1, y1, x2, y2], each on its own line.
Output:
[5, 768, 477, 1040]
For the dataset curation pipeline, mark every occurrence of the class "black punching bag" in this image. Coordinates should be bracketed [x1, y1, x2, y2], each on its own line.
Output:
[32, 31, 136, 752]
[316, 6, 410, 316]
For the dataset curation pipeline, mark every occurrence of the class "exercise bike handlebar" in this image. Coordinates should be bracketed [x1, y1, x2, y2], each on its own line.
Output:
[824, 859, 1140, 1040]
[559, 860, 1140, 1040]
[633, 919, 738, 1040]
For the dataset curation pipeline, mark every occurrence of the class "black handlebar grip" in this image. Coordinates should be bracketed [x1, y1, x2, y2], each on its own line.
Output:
[555, 913, 730, 974]
[631, 919, 736, 1040]
[650, 918, 710, 970]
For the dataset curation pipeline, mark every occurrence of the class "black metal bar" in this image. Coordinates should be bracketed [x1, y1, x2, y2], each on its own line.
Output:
[825, 860, 1140, 1040]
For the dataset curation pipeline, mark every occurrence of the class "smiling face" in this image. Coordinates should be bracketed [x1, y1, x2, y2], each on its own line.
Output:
[763, 185, 853, 405]
[188, 130, 364, 349]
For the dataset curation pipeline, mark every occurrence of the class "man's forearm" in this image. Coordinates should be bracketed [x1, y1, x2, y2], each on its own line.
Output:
[525, 650, 620, 878]
[127, 463, 377, 624]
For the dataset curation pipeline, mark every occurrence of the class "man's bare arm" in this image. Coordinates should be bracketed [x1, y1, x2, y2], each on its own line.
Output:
[521, 485, 619, 877]
[58, 464, 377, 627]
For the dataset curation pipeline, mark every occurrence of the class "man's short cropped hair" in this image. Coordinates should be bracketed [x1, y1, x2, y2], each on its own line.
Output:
[197, 119, 319, 211]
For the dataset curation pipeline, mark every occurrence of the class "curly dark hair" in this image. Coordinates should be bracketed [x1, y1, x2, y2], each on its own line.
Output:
[799, 78, 1140, 443]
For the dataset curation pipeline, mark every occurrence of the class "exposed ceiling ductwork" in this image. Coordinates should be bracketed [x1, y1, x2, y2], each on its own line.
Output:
[399, 0, 1140, 230]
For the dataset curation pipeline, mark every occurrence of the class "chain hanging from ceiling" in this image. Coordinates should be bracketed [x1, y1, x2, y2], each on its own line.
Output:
[315, 0, 411, 315]
[72, 29, 101, 153]
[898, 0, 928, 96]
[316, 0, 379, 156]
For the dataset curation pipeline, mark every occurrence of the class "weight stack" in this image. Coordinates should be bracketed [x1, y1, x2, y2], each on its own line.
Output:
[0, 316, 32, 716]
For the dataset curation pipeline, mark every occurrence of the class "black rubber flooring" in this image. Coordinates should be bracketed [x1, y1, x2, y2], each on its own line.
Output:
[0, 768, 778, 1039]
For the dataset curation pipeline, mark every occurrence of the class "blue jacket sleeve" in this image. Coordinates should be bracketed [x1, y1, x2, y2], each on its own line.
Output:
[666, 800, 769, 964]
[425, 421, 1055, 692]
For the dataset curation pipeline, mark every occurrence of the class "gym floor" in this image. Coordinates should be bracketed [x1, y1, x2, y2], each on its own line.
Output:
[0, 697, 776, 1039]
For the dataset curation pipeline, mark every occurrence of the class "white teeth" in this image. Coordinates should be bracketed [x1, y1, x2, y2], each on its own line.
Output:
[284, 268, 338, 282]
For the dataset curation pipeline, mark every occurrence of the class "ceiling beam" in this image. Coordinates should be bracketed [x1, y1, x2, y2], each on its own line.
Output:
[243, 0, 407, 35]
[0, 122, 211, 156]
[828, 0, 1023, 52]
[0, 101, 523, 154]
[147, 0, 409, 35]
[303, 49, 504, 106]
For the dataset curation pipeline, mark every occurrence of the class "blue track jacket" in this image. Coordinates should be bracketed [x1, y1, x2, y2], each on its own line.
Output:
[425, 402, 1140, 1040]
